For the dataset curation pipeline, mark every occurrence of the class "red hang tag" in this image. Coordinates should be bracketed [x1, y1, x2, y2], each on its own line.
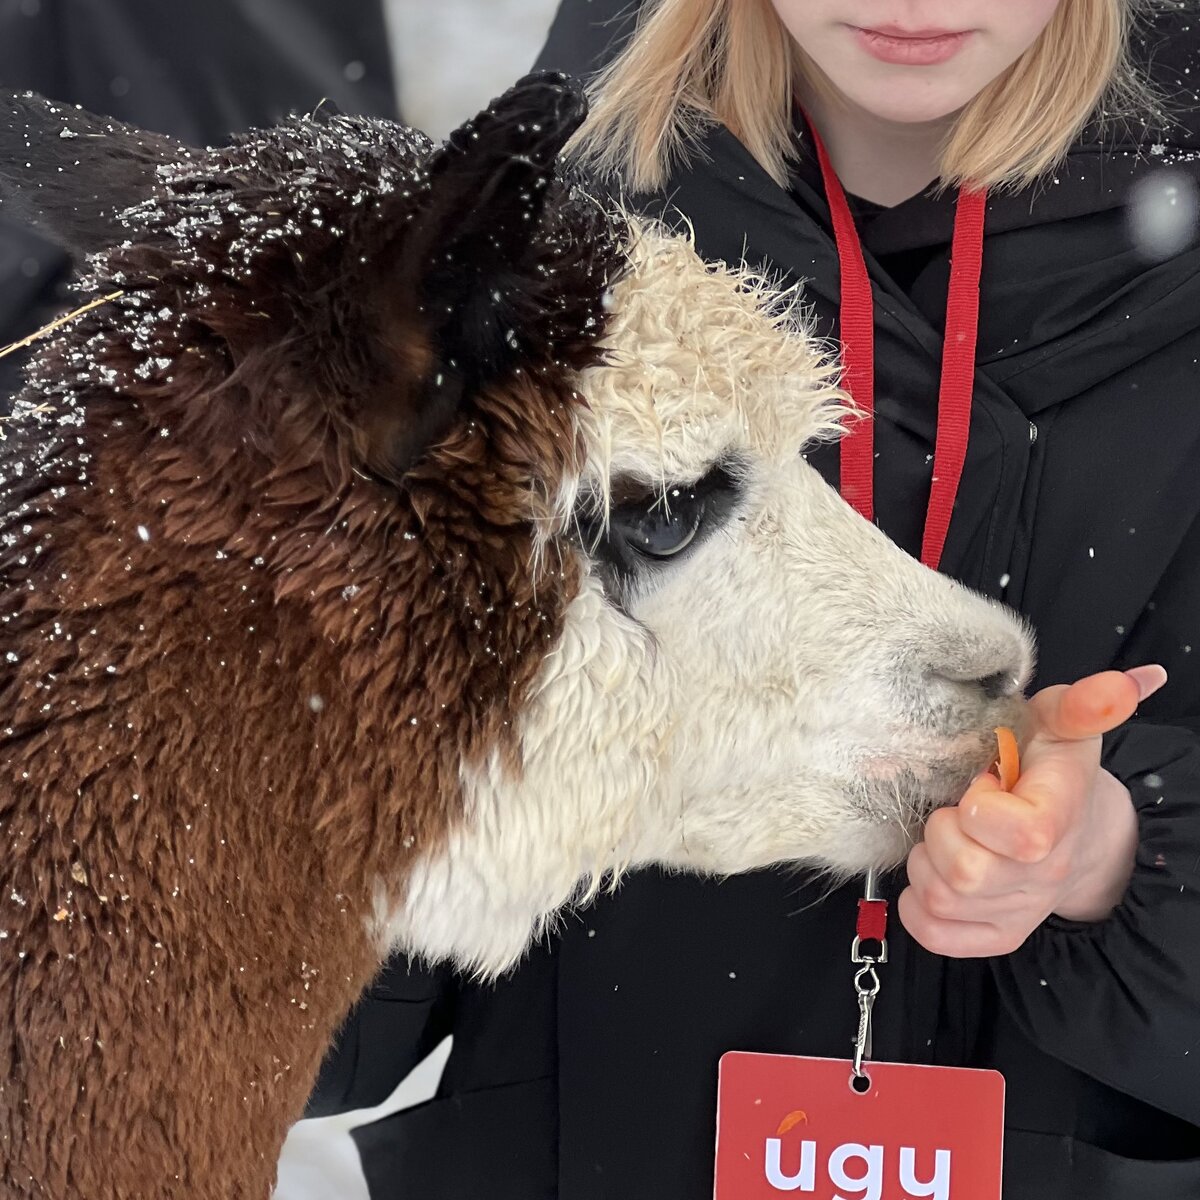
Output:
[715, 1052, 1004, 1199]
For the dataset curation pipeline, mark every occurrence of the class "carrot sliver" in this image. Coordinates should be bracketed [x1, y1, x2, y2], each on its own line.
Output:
[994, 727, 1021, 792]
[775, 1110, 808, 1135]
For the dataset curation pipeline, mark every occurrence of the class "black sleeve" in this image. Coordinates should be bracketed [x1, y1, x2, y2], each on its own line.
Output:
[991, 721, 1200, 1123]
[533, 0, 643, 80]
[305, 955, 456, 1119]
[990, 509, 1200, 1124]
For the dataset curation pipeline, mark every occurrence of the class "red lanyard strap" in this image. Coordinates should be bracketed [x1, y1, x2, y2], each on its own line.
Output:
[923, 187, 986, 569]
[813, 131, 877, 525]
[809, 124, 986, 572]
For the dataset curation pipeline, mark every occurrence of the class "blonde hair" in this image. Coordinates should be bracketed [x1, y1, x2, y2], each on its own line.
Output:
[573, 0, 1152, 193]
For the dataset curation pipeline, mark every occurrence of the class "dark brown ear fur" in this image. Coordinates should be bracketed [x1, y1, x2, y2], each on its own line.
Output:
[0, 91, 185, 258]
[6, 76, 621, 490]
[400, 72, 590, 382]
[359, 72, 604, 480]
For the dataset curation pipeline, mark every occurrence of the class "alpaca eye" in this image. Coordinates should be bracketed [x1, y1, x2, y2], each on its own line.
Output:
[612, 487, 705, 559]
[574, 460, 743, 609]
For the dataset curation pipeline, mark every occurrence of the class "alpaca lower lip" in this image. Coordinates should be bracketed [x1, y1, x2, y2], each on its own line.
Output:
[852, 26, 972, 66]
[861, 748, 987, 824]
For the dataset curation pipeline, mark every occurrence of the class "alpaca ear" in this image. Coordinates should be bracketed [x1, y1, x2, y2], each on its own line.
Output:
[0, 92, 182, 258]
[360, 72, 589, 480]
[409, 71, 588, 377]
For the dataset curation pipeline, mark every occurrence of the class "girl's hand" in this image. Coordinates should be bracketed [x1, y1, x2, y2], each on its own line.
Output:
[899, 665, 1167, 958]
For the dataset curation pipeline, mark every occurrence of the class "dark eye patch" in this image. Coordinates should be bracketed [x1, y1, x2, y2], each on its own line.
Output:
[574, 460, 743, 606]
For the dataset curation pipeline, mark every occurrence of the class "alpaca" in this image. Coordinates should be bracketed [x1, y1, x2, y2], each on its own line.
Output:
[0, 75, 1032, 1199]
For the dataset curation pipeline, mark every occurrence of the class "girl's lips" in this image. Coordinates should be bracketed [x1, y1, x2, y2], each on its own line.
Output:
[852, 26, 972, 66]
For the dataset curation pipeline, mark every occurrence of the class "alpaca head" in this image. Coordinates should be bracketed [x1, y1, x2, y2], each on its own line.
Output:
[1, 75, 1032, 979]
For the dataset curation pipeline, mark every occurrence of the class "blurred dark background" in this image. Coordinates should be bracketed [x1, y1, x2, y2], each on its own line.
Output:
[0, 0, 560, 406]
[0, 0, 397, 401]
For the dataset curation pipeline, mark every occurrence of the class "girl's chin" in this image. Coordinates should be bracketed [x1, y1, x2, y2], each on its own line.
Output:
[848, 91, 971, 126]
[813, 71, 973, 126]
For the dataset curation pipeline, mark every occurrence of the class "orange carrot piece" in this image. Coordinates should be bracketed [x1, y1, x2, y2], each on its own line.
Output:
[776, 1110, 808, 1135]
[994, 727, 1021, 792]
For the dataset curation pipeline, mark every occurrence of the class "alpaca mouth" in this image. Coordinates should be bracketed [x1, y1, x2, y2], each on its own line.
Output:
[863, 691, 1028, 807]
[860, 726, 1007, 844]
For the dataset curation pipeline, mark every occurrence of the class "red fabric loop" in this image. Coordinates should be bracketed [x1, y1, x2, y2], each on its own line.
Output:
[809, 121, 987, 572]
[856, 897, 889, 943]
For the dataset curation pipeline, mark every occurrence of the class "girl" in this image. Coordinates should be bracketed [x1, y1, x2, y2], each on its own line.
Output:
[308, 3, 1200, 1196]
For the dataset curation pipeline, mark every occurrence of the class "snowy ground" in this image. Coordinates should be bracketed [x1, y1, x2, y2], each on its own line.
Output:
[271, 11, 560, 1197]
[385, 0, 562, 140]
[274, 1039, 453, 1200]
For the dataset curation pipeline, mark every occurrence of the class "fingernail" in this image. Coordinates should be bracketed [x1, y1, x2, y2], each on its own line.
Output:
[1126, 664, 1168, 702]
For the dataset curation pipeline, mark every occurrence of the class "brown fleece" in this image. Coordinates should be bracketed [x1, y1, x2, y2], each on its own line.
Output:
[0, 84, 622, 1199]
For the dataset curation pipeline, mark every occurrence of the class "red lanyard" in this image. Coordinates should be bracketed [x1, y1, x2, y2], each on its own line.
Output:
[809, 125, 987, 572]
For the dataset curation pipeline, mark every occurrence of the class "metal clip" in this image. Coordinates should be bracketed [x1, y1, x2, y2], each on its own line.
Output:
[851, 963, 881, 1079]
[849, 869, 886, 1085]
[851, 934, 889, 965]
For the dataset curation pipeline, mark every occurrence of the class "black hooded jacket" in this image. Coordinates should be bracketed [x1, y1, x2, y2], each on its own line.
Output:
[306, 5, 1200, 1196]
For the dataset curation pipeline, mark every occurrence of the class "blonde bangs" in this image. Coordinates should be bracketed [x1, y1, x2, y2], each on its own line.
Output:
[571, 0, 1148, 194]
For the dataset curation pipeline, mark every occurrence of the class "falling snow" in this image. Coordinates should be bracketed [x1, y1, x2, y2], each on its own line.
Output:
[1127, 169, 1200, 260]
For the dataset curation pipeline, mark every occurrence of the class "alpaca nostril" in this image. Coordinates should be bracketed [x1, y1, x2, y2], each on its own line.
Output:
[929, 662, 1026, 702]
[923, 617, 1034, 707]
[977, 670, 1019, 702]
